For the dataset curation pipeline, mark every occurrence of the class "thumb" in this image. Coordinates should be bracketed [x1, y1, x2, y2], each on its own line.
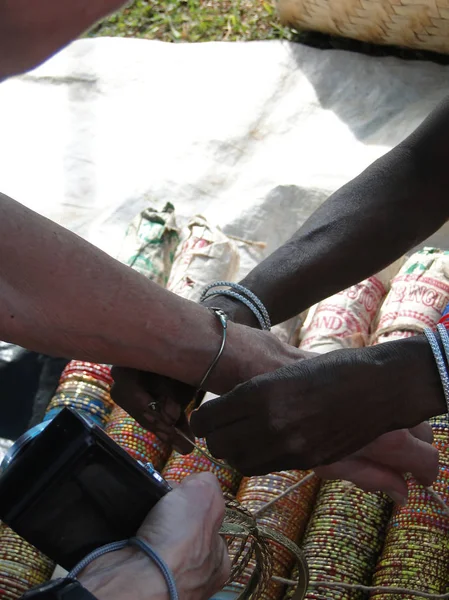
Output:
[178, 472, 226, 532]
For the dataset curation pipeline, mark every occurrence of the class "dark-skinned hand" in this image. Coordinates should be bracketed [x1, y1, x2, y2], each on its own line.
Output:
[191, 336, 443, 482]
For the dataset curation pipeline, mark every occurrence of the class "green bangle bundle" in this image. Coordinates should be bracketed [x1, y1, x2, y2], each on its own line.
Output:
[296, 480, 391, 600]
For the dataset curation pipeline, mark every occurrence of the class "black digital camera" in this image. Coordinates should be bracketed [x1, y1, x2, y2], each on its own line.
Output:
[0, 408, 171, 570]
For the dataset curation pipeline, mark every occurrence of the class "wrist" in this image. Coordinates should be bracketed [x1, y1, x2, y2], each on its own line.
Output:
[79, 549, 169, 600]
[205, 322, 302, 394]
[368, 335, 447, 427]
[201, 294, 262, 329]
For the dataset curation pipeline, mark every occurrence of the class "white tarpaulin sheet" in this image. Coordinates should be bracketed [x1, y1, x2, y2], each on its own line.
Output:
[1, 38, 449, 278]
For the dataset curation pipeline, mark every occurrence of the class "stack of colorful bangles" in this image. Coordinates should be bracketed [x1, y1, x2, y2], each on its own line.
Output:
[371, 303, 449, 599]
[105, 405, 171, 472]
[162, 437, 242, 495]
[371, 413, 449, 598]
[43, 361, 115, 426]
[0, 526, 55, 600]
[300, 481, 392, 600]
[226, 471, 319, 600]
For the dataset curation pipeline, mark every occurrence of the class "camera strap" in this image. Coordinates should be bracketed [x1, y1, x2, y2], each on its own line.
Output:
[68, 537, 178, 600]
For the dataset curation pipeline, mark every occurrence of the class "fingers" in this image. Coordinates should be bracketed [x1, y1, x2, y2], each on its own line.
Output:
[316, 458, 409, 505]
[190, 384, 252, 438]
[138, 472, 226, 562]
[111, 366, 151, 417]
[140, 472, 225, 535]
[111, 366, 197, 454]
[359, 429, 439, 487]
[172, 413, 196, 455]
[409, 421, 434, 444]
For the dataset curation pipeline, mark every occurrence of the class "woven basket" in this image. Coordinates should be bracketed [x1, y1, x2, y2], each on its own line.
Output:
[277, 0, 449, 54]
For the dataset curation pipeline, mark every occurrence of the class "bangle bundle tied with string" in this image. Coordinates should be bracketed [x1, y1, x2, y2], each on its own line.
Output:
[300, 258, 404, 353]
[217, 472, 319, 600]
[167, 216, 240, 303]
[284, 268, 403, 600]
[371, 248, 449, 345]
[367, 248, 449, 600]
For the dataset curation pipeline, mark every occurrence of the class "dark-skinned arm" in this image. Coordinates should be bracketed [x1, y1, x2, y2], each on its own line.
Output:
[213, 97, 449, 327]
[189, 98, 449, 476]
[114, 99, 449, 453]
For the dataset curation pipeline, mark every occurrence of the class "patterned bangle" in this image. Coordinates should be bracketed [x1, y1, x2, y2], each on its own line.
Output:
[423, 327, 449, 413]
[68, 538, 178, 600]
[200, 281, 271, 330]
[437, 323, 449, 362]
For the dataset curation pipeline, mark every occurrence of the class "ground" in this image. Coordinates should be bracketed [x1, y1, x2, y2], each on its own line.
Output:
[89, 0, 292, 43]
[89, 0, 449, 65]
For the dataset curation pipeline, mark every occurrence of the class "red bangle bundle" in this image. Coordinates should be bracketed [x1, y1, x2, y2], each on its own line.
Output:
[226, 471, 319, 600]
[162, 437, 242, 495]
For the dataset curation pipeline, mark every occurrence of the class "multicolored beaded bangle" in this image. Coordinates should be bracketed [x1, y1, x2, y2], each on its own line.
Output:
[105, 406, 171, 472]
[162, 437, 242, 495]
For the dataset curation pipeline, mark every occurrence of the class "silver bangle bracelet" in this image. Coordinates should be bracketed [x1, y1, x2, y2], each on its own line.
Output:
[193, 308, 228, 404]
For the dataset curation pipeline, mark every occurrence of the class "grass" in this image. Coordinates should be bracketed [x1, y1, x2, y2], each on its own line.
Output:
[89, 0, 449, 63]
[88, 0, 293, 43]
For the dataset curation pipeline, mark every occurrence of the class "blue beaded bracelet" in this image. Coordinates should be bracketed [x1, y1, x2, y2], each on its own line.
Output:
[424, 328, 449, 413]
[200, 281, 271, 330]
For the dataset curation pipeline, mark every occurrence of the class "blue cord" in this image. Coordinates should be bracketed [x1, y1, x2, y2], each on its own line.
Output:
[200, 281, 271, 330]
[67, 538, 178, 600]
[130, 537, 178, 600]
[202, 289, 267, 330]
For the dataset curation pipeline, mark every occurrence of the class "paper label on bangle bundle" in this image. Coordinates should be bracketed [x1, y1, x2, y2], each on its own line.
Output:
[117, 202, 180, 286]
[271, 311, 309, 347]
[299, 259, 404, 353]
[372, 248, 449, 344]
[167, 215, 240, 302]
